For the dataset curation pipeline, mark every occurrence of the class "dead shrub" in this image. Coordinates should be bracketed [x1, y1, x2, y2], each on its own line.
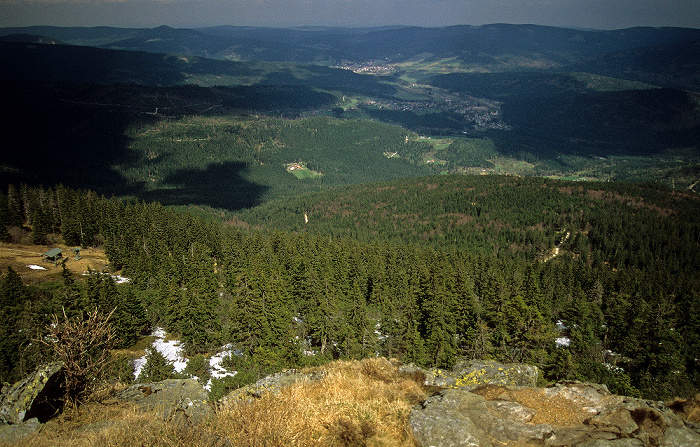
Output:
[40, 307, 117, 405]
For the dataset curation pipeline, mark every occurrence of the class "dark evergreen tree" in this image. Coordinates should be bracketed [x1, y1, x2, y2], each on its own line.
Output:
[138, 347, 176, 382]
[114, 287, 148, 349]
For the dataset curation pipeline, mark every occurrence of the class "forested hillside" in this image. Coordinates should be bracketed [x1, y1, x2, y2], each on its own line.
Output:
[2, 24, 700, 195]
[1, 23, 699, 407]
[1, 180, 698, 401]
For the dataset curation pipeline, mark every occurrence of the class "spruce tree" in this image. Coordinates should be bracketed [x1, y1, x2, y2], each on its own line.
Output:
[114, 288, 147, 349]
[138, 347, 175, 382]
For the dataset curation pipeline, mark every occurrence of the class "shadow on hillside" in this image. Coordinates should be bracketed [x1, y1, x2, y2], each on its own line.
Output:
[138, 162, 268, 210]
[496, 89, 700, 158]
[0, 81, 146, 194]
[0, 81, 270, 211]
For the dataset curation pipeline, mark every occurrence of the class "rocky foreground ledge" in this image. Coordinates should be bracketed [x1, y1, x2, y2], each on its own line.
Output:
[407, 361, 700, 447]
[1, 359, 699, 446]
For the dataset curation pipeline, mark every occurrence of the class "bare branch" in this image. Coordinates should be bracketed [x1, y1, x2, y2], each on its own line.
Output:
[40, 307, 117, 404]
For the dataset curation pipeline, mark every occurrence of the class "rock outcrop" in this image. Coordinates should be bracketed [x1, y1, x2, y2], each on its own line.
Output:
[0, 362, 65, 425]
[410, 381, 700, 447]
[412, 359, 540, 389]
[221, 369, 328, 404]
[110, 379, 212, 427]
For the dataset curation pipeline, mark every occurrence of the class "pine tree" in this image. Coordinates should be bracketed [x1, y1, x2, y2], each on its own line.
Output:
[138, 347, 176, 382]
[0, 267, 26, 382]
[114, 288, 148, 349]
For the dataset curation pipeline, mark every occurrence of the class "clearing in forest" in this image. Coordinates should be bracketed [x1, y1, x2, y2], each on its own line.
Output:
[285, 162, 323, 179]
[0, 242, 110, 284]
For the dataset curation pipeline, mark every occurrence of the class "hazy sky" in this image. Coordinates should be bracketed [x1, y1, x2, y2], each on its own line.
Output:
[1, 0, 699, 30]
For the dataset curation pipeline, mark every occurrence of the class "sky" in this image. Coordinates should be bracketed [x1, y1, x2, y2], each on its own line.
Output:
[1, 0, 699, 30]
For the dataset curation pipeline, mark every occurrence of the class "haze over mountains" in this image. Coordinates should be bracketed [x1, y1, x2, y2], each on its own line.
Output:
[2, 24, 700, 87]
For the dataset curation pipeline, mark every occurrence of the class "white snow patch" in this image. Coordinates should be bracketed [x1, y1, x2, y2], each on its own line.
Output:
[133, 327, 188, 380]
[112, 275, 130, 284]
[205, 344, 237, 391]
[555, 337, 571, 347]
[82, 271, 130, 284]
[133, 329, 242, 392]
[133, 357, 147, 379]
[603, 363, 623, 373]
[27, 264, 47, 270]
[374, 322, 388, 342]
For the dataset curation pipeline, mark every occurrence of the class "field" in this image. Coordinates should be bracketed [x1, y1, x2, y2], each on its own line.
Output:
[286, 163, 323, 179]
[0, 242, 110, 285]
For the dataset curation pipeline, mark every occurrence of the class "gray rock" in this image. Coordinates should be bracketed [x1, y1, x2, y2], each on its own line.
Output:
[410, 389, 493, 447]
[411, 381, 700, 447]
[660, 426, 700, 446]
[423, 360, 540, 390]
[111, 379, 212, 427]
[577, 439, 644, 447]
[0, 363, 65, 425]
[0, 417, 41, 444]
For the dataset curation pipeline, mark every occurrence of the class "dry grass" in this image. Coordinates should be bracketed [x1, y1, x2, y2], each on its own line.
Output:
[667, 394, 700, 423]
[0, 241, 110, 285]
[472, 385, 590, 426]
[15, 358, 426, 447]
[216, 358, 425, 446]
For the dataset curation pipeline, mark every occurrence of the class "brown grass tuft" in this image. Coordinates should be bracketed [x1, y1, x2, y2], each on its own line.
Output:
[216, 358, 425, 446]
[667, 394, 700, 423]
[14, 358, 426, 447]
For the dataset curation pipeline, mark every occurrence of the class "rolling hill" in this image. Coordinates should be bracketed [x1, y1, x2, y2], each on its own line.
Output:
[0, 23, 699, 203]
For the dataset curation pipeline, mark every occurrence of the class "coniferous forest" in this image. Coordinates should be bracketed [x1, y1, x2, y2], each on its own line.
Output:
[1, 24, 700, 409]
[1, 178, 698, 401]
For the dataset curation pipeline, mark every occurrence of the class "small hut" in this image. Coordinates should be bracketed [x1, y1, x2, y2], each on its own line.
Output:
[42, 248, 63, 265]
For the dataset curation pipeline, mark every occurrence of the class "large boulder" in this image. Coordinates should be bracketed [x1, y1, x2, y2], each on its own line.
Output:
[410, 381, 700, 447]
[111, 379, 212, 427]
[0, 363, 65, 425]
[400, 359, 540, 389]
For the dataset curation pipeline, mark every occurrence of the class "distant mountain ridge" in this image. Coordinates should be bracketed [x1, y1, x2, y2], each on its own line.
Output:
[2, 24, 699, 65]
[3, 23, 699, 92]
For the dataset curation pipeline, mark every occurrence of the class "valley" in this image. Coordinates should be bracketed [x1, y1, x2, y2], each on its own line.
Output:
[0, 23, 699, 439]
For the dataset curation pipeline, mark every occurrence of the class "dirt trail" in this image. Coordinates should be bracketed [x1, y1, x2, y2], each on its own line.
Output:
[543, 231, 570, 262]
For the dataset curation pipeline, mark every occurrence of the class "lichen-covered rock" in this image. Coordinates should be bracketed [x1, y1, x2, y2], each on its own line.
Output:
[402, 360, 539, 390]
[410, 382, 700, 447]
[0, 363, 65, 425]
[410, 389, 493, 447]
[111, 379, 212, 427]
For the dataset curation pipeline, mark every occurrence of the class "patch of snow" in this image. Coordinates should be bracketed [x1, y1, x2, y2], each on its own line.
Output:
[81, 271, 130, 284]
[112, 275, 130, 284]
[133, 327, 188, 380]
[603, 363, 623, 373]
[26, 264, 47, 270]
[374, 322, 388, 342]
[204, 344, 237, 391]
[133, 357, 147, 379]
[153, 334, 188, 373]
[555, 337, 571, 347]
